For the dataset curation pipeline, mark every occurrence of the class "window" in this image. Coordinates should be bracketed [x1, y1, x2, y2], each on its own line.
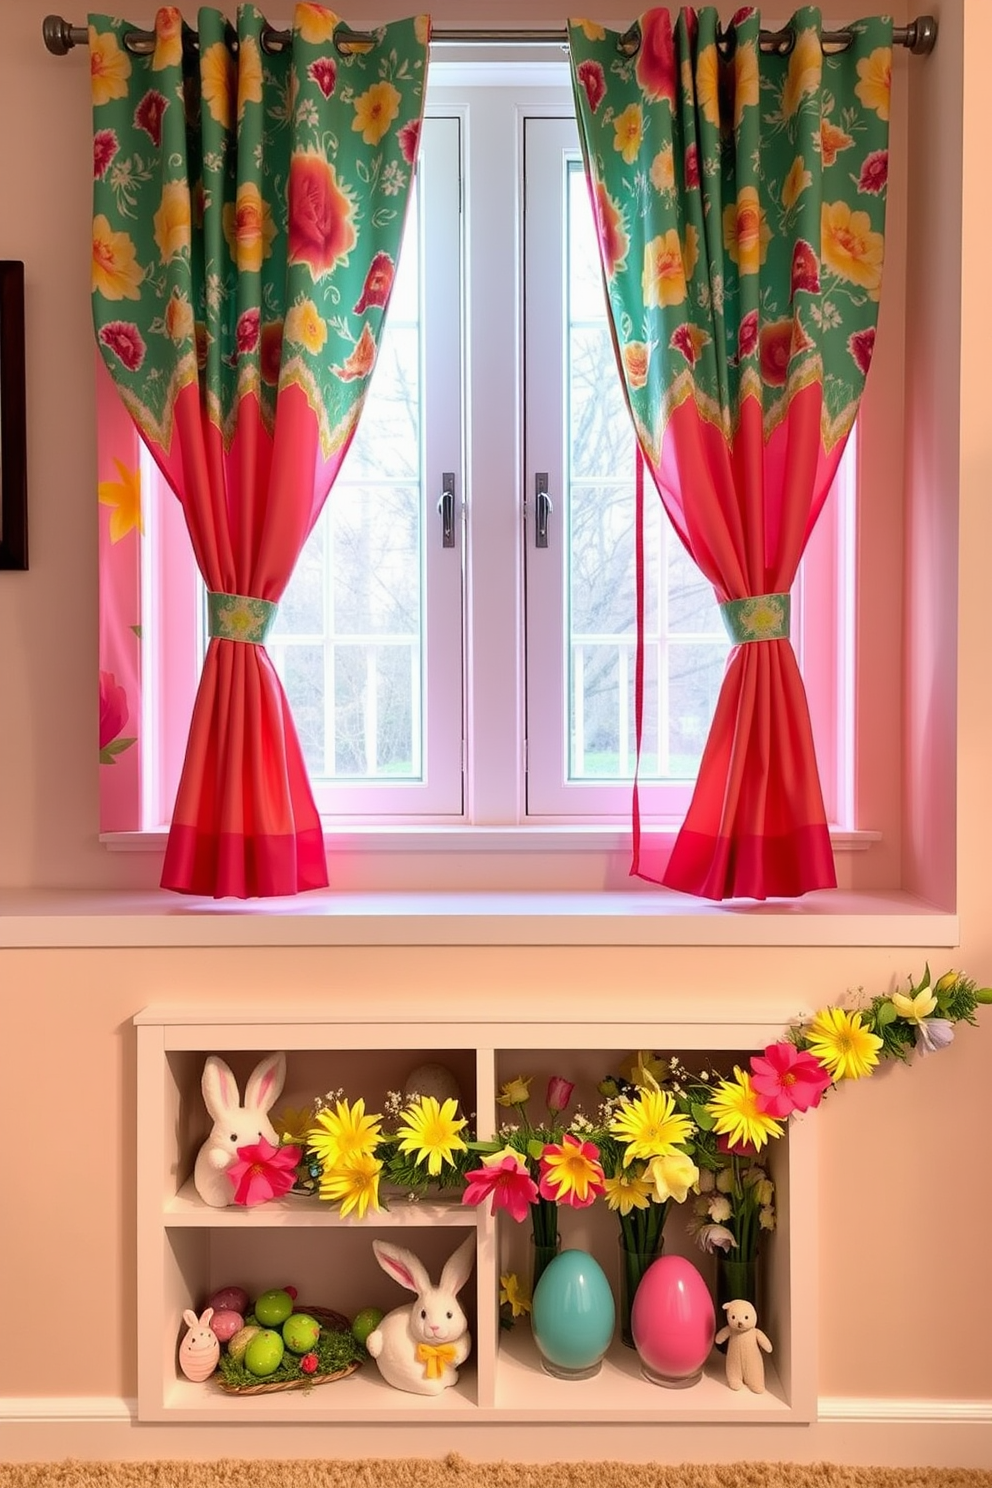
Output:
[104, 62, 868, 882]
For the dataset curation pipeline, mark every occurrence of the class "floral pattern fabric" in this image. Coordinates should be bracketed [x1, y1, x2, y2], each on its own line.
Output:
[90, 4, 428, 896]
[568, 7, 892, 901]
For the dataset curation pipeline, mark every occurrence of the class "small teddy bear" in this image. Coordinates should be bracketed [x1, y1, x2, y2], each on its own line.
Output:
[714, 1298, 772, 1393]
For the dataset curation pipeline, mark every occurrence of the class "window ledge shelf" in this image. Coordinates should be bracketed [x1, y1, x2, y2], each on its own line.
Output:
[0, 886, 957, 948]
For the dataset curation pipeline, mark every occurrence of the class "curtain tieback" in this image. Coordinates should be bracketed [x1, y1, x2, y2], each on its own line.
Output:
[207, 591, 278, 645]
[719, 593, 790, 645]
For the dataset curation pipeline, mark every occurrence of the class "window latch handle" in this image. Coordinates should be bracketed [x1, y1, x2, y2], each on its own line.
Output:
[438, 472, 456, 548]
[535, 472, 553, 549]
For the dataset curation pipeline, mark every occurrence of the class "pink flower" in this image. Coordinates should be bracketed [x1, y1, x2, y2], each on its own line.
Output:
[684, 142, 699, 190]
[93, 129, 118, 179]
[462, 1153, 538, 1224]
[848, 326, 876, 376]
[99, 321, 146, 373]
[538, 1134, 606, 1209]
[308, 56, 337, 98]
[749, 1041, 831, 1117]
[354, 251, 395, 314]
[635, 9, 676, 105]
[134, 89, 168, 147]
[236, 307, 260, 355]
[99, 670, 129, 750]
[790, 239, 821, 298]
[226, 1138, 301, 1207]
[858, 149, 888, 195]
[576, 59, 606, 113]
[737, 308, 759, 360]
[545, 1076, 575, 1116]
[397, 118, 421, 165]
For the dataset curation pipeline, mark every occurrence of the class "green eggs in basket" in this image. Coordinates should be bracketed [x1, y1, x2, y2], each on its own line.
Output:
[243, 1328, 285, 1376]
[282, 1312, 321, 1354]
[253, 1288, 294, 1327]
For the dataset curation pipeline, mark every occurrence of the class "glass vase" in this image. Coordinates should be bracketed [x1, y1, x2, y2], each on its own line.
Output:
[715, 1254, 758, 1351]
[617, 1235, 664, 1349]
[530, 1232, 561, 1295]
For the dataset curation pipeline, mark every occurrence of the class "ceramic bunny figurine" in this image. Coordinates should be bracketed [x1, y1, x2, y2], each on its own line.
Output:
[193, 1052, 286, 1208]
[365, 1235, 475, 1395]
[178, 1307, 220, 1382]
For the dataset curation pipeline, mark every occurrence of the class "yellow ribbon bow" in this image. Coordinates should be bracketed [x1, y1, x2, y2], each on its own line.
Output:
[416, 1341, 458, 1379]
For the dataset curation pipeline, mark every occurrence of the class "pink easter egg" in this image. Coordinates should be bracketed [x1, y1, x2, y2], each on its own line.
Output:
[631, 1254, 715, 1387]
[206, 1285, 250, 1315]
[209, 1308, 244, 1343]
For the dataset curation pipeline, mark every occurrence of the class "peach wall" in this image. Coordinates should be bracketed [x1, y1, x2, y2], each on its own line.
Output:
[1, 0, 991, 1468]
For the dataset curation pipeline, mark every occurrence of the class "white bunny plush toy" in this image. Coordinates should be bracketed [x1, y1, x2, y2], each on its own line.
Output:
[366, 1235, 475, 1395]
[193, 1051, 287, 1208]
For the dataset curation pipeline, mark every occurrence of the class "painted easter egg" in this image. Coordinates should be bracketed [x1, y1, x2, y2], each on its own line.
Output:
[226, 1325, 259, 1361]
[631, 1254, 715, 1387]
[244, 1328, 285, 1376]
[209, 1309, 244, 1344]
[206, 1285, 250, 1315]
[282, 1312, 321, 1354]
[531, 1248, 615, 1378]
[254, 1288, 294, 1327]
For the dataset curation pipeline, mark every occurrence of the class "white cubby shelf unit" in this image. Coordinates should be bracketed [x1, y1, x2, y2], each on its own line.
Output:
[134, 1003, 818, 1424]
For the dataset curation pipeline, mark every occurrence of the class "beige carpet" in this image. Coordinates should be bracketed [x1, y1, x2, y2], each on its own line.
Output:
[0, 1458, 988, 1488]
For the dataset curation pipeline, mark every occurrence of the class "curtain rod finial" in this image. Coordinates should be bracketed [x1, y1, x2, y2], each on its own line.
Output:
[908, 15, 938, 55]
[43, 14, 75, 53]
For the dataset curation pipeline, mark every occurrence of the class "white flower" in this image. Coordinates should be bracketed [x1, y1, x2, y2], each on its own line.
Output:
[755, 1178, 774, 1207]
[696, 1167, 716, 1193]
[716, 1168, 735, 1194]
[759, 1205, 776, 1231]
[696, 1223, 738, 1254]
[708, 1194, 732, 1223]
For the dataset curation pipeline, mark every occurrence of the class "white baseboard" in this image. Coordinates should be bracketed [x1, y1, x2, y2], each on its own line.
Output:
[818, 1398, 992, 1423]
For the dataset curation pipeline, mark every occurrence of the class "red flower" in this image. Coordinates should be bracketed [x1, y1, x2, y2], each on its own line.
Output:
[354, 251, 395, 314]
[226, 1138, 301, 1207]
[545, 1076, 575, 1116]
[260, 320, 283, 385]
[461, 1153, 538, 1223]
[398, 118, 421, 165]
[93, 128, 118, 179]
[737, 308, 759, 360]
[858, 149, 889, 195]
[635, 9, 676, 105]
[287, 149, 357, 280]
[669, 322, 704, 366]
[99, 670, 129, 750]
[684, 142, 699, 190]
[300, 1352, 319, 1374]
[134, 89, 168, 148]
[759, 318, 793, 386]
[716, 1133, 760, 1159]
[576, 59, 606, 113]
[749, 1041, 831, 1117]
[848, 326, 876, 376]
[236, 307, 260, 355]
[99, 321, 146, 373]
[308, 56, 337, 98]
[790, 239, 821, 298]
[592, 178, 628, 278]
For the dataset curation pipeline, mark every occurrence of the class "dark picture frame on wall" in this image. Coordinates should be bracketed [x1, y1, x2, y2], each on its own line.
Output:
[0, 260, 27, 570]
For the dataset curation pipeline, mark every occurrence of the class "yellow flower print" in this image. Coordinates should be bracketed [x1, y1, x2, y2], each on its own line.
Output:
[574, 19, 606, 41]
[696, 43, 720, 126]
[294, 3, 340, 44]
[781, 156, 812, 212]
[780, 27, 822, 119]
[642, 225, 698, 309]
[98, 458, 142, 542]
[649, 144, 675, 195]
[680, 56, 694, 103]
[414, 15, 431, 45]
[237, 33, 263, 121]
[821, 200, 884, 297]
[612, 103, 643, 166]
[151, 8, 183, 70]
[819, 117, 854, 167]
[153, 180, 192, 263]
[723, 185, 772, 276]
[222, 182, 277, 273]
[856, 46, 892, 121]
[89, 26, 131, 106]
[285, 297, 328, 354]
[201, 40, 235, 128]
[352, 81, 401, 146]
[164, 288, 194, 343]
[732, 40, 759, 128]
[622, 340, 651, 390]
[92, 215, 143, 301]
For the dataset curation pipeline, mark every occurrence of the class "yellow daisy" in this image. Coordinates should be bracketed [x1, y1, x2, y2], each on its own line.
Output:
[395, 1095, 468, 1176]
[705, 1068, 784, 1151]
[318, 1152, 383, 1219]
[804, 1007, 883, 1081]
[308, 1097, 382, 1170]
[603, 1170, 654, 1215]
[609, 1088, 694, 1164]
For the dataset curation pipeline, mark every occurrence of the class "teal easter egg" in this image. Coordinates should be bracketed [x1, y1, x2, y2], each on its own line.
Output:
[243, 1328, 285, 1376]
[282, 1312, 321, 1354]
[531, 1248, 616, 1376]
[254, 1288, 294, 1327]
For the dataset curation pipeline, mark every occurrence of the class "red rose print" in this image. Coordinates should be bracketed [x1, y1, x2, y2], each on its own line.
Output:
[737, 309, 759, 360]
[670, 323, 701, 365]
[354, 251, 395, 314]
[93, 129, 118, 179]
[858, 150, 888, 195]
[99, 669, 129, 750]
[287, 150, 357, 280]
[308, 56, 337, 98]
[790, 238, 821, 299]
[848, 326, 876, 376]
[99, 321, 146, 373]
[260, 321, 283, 385]
[134, 89, 168, 148]
[759, 319, 794, 386]
[398, 118, 421, 165]
[236, 307, 260, 355]
[576, 59, 606, 113]
[635, 10, 676, 105]
[684, 143, 699, 190]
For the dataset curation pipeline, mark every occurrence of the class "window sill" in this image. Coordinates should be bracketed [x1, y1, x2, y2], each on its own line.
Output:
[0, 885, 957, 949]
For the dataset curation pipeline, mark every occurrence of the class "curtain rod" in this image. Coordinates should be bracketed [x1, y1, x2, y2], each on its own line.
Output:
[43, 12, 938, 57]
